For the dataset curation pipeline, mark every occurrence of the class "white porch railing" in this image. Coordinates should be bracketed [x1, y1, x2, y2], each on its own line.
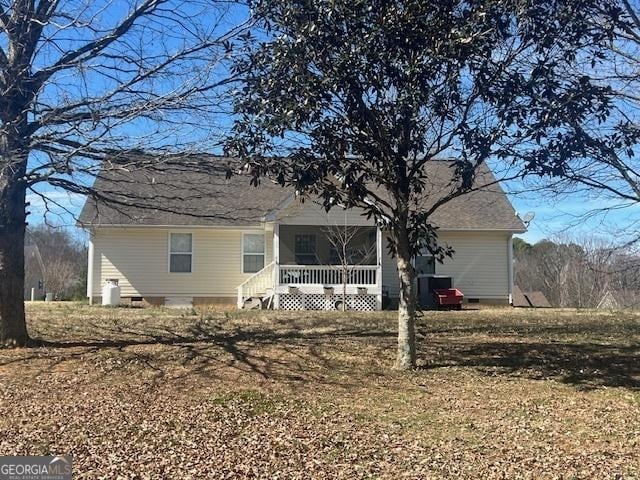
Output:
[237, 261, 275, 307]
[278, 265, 377, 286]
[237, 263, 380, 309]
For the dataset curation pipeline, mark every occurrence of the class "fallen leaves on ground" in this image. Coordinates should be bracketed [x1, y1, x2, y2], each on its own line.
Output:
[0, 304, 639, 479]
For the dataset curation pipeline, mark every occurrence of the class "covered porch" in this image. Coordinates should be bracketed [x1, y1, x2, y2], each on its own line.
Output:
[237, 224, 383, 310]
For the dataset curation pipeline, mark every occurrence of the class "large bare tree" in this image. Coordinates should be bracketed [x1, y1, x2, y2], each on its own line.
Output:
[521, 0, 639, 243]
[0, 0, 245, 346]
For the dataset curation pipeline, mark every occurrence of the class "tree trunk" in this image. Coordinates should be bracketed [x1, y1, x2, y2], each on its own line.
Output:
[342, 277, 347, 312]
[342, 241, 347, 311]
[395, 234, 416, 370]
[0, 130, 30, 347]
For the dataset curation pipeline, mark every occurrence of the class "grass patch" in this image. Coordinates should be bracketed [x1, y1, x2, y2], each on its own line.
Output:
[211, 390, 288, 415]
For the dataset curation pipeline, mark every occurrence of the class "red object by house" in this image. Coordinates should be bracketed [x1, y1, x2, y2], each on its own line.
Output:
[433, 288, 464, 309]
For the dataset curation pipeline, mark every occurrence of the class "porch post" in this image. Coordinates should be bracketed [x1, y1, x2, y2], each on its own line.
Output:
[273, 223, 280, 309]
[237, 286, 243, 309]
[376, 226, 383, 310]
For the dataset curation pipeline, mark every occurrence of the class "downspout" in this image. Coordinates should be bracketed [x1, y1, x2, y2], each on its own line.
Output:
[87, 232, 94, 305]
[507, 235, 514, 305]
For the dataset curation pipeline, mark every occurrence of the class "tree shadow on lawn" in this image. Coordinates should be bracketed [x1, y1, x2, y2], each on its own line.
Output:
[420, 338, 640, 391]
[425, 321, 640, 339]
[1, 316, 396, 388]
[4, 312, 639, 391]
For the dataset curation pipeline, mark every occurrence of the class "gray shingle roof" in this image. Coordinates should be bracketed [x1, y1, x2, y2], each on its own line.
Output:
[79, 157, 525, 231]
[79, 160, 290, 227]
[417, 161, 526, 230]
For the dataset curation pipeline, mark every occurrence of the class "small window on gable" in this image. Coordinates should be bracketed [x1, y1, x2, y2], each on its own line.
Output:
[295, 234, 317, 264]
[169, 233, 192, 273]
[415, 249, 435, 276]
[243, 233, 265, 273]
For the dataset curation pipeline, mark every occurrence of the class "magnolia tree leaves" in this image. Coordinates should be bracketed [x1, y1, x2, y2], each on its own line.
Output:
[229, 0, 621, 259]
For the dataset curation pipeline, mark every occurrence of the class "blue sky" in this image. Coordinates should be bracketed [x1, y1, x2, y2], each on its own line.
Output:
[510, 196, 622, 243]
[510, 187, 640, 244]
[24, 1, 635, 246]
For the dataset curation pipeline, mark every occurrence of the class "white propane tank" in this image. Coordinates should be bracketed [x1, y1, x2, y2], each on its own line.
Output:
[102, 279, 121, 306]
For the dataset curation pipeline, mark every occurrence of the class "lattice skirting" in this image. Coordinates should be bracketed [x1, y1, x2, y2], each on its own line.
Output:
[278, 293, 378, 311]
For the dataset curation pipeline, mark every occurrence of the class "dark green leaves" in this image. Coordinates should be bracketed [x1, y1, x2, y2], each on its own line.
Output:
[229, 0, 618, 257]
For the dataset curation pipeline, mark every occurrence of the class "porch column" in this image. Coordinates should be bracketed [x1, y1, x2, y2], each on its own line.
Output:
[376, 226, 383, 310]
[273, 223, 280, 309]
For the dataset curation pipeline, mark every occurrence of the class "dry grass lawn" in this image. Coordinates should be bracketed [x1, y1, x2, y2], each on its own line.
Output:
[1, 303, 639, 479]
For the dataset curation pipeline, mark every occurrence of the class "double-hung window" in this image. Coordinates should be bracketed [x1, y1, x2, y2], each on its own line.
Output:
[295, 234, 317, 264]
[169, 233, 193, 273]
[243, 233, 265, 273]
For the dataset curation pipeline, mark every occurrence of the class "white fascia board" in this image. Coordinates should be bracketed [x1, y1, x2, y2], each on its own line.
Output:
[437, 227, 527, 234]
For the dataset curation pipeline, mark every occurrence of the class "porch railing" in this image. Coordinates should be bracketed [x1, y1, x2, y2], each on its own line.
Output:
[279, 265, 377, 286]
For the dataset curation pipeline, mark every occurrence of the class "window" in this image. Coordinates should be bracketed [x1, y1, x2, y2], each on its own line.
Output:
[329, 247, 340, 265]
[243, 233, 265, 273]
[368, 229, 377, 246]
[295, 234, 317, 264]
[169, 233, 192, 273]
[414, 250, 435, 275]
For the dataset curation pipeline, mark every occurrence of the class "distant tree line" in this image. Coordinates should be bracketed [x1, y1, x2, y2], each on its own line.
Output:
[514, 237, 640, 308]
[25, 226, 87, 301]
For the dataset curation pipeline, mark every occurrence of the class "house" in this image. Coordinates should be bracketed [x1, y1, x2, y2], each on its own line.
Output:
[597, 290, 640, 310]
[24, 245, 45, 301]
[597, 291, 618, 309]
[79, 158, 526, 310]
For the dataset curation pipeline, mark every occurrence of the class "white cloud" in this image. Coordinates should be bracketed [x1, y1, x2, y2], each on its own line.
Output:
[26, 191, 86, 227]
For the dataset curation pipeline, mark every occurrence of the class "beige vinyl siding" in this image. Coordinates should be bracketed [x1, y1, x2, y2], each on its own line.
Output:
[92, 227, 273, 297]
[437, 232, 510, 299]
[382, 231, 511, 300]
[276, 199, 373, 226]
[90, 234, 101, 298]
[91, 224, 510, 301]
[381, 233, 399, 295]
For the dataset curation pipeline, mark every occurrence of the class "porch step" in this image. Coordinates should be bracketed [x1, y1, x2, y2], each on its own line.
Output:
[242, 297, 263, 309]
[241, 291, 275, 310]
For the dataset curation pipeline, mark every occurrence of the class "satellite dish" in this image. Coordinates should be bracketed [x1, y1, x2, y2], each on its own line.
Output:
[521, 211, 535, 226]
